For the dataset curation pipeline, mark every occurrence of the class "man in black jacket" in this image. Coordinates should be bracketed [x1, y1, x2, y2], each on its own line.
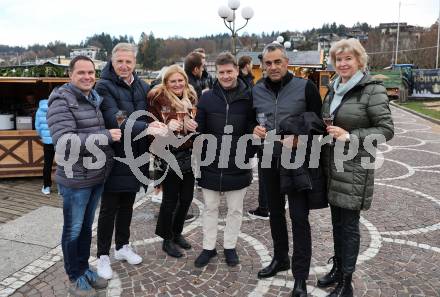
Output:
[252, 43, 322, 297]
[193, 48, 214, 90]
[194, 52, 255, 268]
[184, 52, 205, 99]
[47, 56, 121, 296]
[95, 43, 164, 280]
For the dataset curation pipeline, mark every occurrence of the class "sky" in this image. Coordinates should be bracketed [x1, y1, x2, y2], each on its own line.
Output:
[1, 0, 439, 47]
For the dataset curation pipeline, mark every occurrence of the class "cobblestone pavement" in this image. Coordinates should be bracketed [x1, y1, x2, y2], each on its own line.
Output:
[1, 106, 439, 297]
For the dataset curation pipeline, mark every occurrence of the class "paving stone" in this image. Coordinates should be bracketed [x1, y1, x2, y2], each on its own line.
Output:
[1, 107, 440, 296]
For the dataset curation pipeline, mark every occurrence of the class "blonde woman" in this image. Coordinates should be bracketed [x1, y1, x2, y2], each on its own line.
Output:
[319, 39, 394, 296]
[147, 65, 198, 258]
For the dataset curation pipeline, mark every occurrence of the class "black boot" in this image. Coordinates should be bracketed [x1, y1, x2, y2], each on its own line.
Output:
[162, 239, 182, 258]
[173, 234, 192, 250]
[291, 279, 307, 297]
[327, 273, 353, 297]
[317, 256, 341, 287]
[194, 249, 217, 268]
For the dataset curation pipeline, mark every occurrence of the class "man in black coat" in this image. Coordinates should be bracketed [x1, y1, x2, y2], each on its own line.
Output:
[193, 52, 256, 268]
[95, 43, 164, 280]
[193, 48, 214, 90]
[184, 52, 205, 99]
[252, 43, 323, 297]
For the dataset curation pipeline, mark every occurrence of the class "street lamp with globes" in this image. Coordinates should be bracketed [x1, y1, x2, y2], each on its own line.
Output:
[218, 0, 254, 56]
[274, 35, 292, 50]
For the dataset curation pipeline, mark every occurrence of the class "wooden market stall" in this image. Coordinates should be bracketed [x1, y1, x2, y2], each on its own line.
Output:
[0, 77, 69, 177]
[237, 50, 335, 100]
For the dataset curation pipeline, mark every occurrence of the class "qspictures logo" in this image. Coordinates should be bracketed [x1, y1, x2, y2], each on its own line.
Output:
[54, 111, 387, 185]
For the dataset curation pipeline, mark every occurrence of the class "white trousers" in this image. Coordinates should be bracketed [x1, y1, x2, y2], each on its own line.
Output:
[201, 187, 247, 250]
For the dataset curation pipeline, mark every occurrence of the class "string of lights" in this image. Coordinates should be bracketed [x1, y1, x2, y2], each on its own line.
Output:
[367, 45, 438, 55]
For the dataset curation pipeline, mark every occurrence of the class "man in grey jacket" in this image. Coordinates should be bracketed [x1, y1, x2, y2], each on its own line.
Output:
[47, 55, 121, 297]
[252, 43, 322, 297]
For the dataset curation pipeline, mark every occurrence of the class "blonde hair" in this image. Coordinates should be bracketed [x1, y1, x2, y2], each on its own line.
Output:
[329, 38, 368, 71]
[153, 64, 197, 110]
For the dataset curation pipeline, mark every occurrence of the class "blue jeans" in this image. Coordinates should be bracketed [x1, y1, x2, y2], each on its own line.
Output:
[59, 183, 104, 281]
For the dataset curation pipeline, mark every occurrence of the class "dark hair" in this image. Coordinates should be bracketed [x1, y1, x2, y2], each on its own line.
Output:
[184, 52, 203, 72]
[238, 55, 252, 69]
[215, 52, 237, 67]
[69, 55, 95, 72]
[262, 43, 288, 60]
[193, 48, 206, 54]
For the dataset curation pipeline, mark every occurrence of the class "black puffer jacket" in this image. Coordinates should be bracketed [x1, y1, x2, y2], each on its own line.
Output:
[187, 71, 203, 99]
[195, 78, 256, 192]
[47, 83, 115, 188]
[96, 62, 150, 192]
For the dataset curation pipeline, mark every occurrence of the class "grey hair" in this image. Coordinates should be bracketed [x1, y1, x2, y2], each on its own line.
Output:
[262, 43, 288, 60]
[111, 43, 137, 59]
[329, 38, 368, 71]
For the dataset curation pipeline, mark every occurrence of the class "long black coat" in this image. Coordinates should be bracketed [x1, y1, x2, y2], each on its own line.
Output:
[278, 112, 328, 210]
[195, 79, 256, 192]
[96, 62, 150, 192]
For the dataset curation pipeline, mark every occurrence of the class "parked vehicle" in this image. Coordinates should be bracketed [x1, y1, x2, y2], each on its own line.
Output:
[370, 64, 415, 102]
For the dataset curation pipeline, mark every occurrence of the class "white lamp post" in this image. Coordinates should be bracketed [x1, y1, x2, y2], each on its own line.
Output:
[436, 0, 440, 68]
[395, 1, 401, 65]
[218, 0, 254, 56]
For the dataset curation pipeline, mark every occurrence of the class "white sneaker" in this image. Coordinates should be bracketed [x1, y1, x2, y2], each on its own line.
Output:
[97, 255, 113, 280]
[114, 244, 142, 265]
[151, 191, 163, 203]
[41, 186, 50, 195]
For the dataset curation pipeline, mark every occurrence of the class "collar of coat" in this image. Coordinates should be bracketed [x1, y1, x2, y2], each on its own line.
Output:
[212, 77, 251, 104]
[100, 61, 139, 88]
[328, 73, 383, 94]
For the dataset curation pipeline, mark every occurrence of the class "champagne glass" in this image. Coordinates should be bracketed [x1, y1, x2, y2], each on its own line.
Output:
[115, 110, 128, 127]
[176, 108, 187, 137]
[322, 112, 335, 145]
[189, 106, 197, 119]
[161, 106, 171, 123]
[257, 112, 269, 144]
[322, 113, 334, 127]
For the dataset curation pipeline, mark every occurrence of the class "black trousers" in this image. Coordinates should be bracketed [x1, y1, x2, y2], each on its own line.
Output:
[331, 204, 360, 274]
[257, 163, 269, 212]
[97, 191, 136, 257]
[155, 170, 195, 240]
[43, 144, 55, 188]
[261, 160, 312, 279]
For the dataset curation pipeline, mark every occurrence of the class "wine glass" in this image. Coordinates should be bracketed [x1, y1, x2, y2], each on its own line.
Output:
[322, 113, 334, 127]
[189, 106, 197, 119]
[161, 106, 171, 123]
[257, 112, 269, 144]
[115, 110, 128, 127]
[176, 108, 187, 137]
[322, 112, 335, 145]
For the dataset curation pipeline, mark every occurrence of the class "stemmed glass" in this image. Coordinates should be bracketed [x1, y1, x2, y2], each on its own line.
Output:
[189, 106, 197, 119]
[176, 107, 187, 137]
[115, 110, 128, 127]
[322, 112, 335, 145]
[322, 113, 334, 127]
[161, 106, 171, 123]
[257, 112, 270, 144]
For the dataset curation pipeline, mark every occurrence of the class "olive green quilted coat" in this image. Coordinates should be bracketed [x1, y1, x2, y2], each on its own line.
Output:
[322, 74, 394, 210]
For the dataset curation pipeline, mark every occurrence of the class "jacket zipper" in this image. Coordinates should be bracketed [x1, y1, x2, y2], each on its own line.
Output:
[219, 90, 230, 193]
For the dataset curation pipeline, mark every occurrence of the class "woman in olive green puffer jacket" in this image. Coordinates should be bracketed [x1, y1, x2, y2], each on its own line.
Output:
[317, 38, 394, 297]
